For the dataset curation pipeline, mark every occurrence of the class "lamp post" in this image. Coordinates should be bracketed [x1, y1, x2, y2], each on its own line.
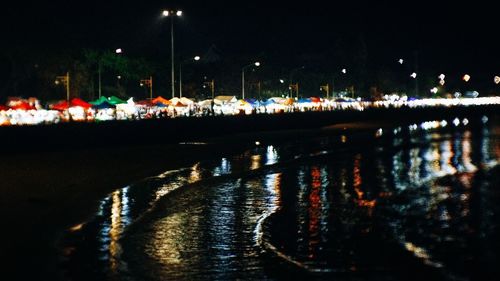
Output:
[140, 76, 153, 100]
[179, 55, 200, 98]
[203, 79, 215, 99]
[163, 10, 183, 99]
[289, 66, 304, 99]
[55, 72, 70, 104]
[320, 84, 330, 99]
[242, 62, 260, 100]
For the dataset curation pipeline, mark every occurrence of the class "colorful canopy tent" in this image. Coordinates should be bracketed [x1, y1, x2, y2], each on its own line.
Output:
[92, 101, 116, 109]
[214, 96, 237, 105]
[310, 97, 321, 103]
[244, 98, 260, 107]
[51, 101, 69, 111]
[179, 97, 194, 106]
[262, 99, 276, 106]
[71, 98, 92, 109]
[136, 100, 153, 106]
[107, 96, 127, 105]
[198, 99, 213, 107]
[283, 98, 295, 105]
[152, 96, 171, 106]
[90, 96, 109, 105]
[10, 102, 35, 110]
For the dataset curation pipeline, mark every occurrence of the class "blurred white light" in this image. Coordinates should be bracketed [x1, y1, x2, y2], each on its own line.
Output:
[438, 74, 445, 80]
[254, 62, 261, 66]
[279, 79, 285, 84]
[176, 10, 183, 16]
[482, 116, 489, 123]
[453, 118, 460, 126]
[194, 56, 201, 61]
[341, 68, 347, 74]
[398, 58, 404, 64]
[410, 72, 417, 78]
[115, 48, 122, 54]
[255, 141, 261, 146]
[162, 10, 170, 16]
[430, 87, 438, 94]
[463, 74, 471, 82]
[494, 76, 500, 84]
[462, 118, 469, 126]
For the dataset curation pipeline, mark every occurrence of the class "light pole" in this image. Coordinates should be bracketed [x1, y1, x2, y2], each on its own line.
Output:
[179, 55, 200, 98]
[55, 72, 70, 104]
[163, 10, 183, 99]
[289, 66, 304, 99]
[242, 62, 260, 100]
[140, 76, 153, 100]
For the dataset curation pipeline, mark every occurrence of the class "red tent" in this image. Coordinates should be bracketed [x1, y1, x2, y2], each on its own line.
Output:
[310, 97, 321, 103]
[71, 98, 92, 109]
[11, 102, 35, 110]
[51, 101, 69, 111]
[0, 105, 10, 111]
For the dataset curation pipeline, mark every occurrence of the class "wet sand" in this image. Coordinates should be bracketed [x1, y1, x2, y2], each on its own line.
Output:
[0, 127, 342, 280]
[1, 106, 497, 280]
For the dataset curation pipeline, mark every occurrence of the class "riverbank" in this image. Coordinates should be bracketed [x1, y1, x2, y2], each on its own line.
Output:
[0, 105, 497, 280]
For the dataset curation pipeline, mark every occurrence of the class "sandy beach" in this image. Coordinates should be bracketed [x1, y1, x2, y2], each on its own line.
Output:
[1, 106, 497, 280]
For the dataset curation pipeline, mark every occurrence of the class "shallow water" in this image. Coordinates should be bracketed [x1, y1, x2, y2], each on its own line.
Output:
[59, 115, 499, 281]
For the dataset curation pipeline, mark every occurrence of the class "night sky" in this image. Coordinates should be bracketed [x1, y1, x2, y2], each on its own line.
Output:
[1, 1, 498, 77]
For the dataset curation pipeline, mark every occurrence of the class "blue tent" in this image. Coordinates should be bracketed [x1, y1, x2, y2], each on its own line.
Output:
[92, 100, 116, 109]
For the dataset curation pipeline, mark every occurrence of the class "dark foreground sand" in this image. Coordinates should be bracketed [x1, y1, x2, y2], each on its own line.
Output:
[0, 106, 497, 280]
[2, 125, 358, 280]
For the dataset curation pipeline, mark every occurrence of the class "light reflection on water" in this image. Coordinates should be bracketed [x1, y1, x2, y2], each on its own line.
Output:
[60, 117, 499, 281]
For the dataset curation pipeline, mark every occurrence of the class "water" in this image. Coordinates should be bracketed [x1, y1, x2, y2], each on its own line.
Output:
[59, 115, 499, 281]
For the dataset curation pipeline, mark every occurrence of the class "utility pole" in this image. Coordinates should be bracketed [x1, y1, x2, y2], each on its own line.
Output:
[320, 84, 329, 99]
[141, 76, 153, 100]
[56, 72, 70, 104]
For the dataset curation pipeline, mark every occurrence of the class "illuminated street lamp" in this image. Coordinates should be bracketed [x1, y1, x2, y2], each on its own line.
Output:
[242, 62, 260, 100]
[179, 55, 200, 98]
[494, 75, 500, 85]
[163, 9, 183, 98]
[438, 74, 445, 86]
[463, 74, 471, 82]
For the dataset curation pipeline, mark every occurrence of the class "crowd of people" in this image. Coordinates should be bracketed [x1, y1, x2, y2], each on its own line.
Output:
[1, 95, 499, 126]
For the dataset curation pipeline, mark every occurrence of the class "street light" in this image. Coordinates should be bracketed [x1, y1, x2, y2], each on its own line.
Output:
[242, 62, 260, 100]
[163, 9, 183, 99]
[289, 66, 305, 99]
[140, 76, 153, 100]
[179, 55, 200, 98]
[55, 72, 70, 104]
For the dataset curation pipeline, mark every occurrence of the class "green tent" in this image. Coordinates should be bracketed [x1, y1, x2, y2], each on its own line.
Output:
[107, 96, 127, 105]
[89, 96, 109, 105]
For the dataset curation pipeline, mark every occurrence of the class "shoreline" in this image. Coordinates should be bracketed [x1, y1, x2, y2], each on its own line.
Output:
[1, 106, 498, 280]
